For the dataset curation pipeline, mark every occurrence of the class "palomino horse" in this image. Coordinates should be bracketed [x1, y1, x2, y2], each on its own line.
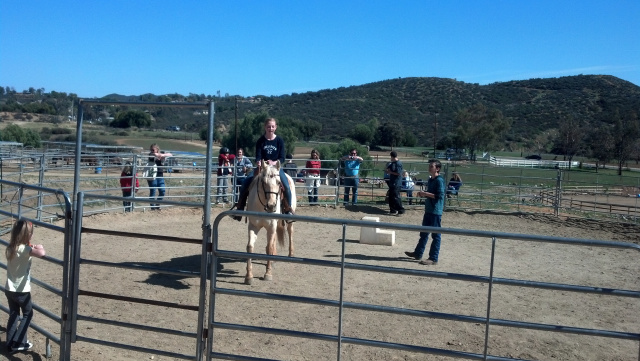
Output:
[244, 160, 296, 285]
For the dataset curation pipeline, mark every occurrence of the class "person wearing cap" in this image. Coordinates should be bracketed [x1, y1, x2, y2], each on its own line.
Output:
[216, 147, 234, 203]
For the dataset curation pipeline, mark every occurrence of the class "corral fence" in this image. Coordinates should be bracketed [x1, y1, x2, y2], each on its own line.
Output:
[442, 164, 640, 224]
[1, 152, 639, 224]
[0, 181, 73, 359]
[3, 181, 639, 360]
[0, 99, 638, 359]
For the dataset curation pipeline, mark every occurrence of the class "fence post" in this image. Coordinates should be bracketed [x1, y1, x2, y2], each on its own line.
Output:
[594, 174, 599, 212]
[335, 162, 341, 207]
[480, 165, 485, 209]
[518, 169, 523, 212]
[38, 154, 46, 221]
[555, 169, 562, 216]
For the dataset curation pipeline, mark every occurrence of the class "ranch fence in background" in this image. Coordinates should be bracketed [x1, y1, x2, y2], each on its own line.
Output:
[0, 98, 638, 360]
[2, 182, 639, 360]
[0, 152, 638, 228]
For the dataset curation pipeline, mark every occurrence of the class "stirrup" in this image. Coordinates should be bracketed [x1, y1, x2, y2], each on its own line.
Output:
[284, 210, 295, 224]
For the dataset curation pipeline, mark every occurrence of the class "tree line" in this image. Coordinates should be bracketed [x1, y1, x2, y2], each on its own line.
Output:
[1, 76, 639, 173]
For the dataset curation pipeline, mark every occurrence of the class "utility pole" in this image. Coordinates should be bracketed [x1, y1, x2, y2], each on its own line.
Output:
[433, 113, 438, 158]
[234, 97, 238, 152]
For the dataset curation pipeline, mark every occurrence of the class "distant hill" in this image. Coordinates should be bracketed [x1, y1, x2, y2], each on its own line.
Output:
[2, 75, 639, 147]
[206, 75, 640, 145]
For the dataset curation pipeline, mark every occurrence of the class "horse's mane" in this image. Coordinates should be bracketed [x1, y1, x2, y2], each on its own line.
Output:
[256, 162, 280, 184]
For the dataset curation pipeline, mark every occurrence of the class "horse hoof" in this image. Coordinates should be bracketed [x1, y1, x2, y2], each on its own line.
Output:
[244, 277, 253, 285]
[264, 274, 273, 281]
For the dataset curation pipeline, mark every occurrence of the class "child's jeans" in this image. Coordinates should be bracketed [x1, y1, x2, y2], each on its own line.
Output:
[5, 291, 33, 349]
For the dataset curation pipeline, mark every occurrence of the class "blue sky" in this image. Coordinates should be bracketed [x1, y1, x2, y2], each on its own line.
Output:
[1, 1, 639, 98]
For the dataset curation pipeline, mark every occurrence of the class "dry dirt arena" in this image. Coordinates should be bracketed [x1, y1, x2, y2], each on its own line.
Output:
[2, 205, 639, 361]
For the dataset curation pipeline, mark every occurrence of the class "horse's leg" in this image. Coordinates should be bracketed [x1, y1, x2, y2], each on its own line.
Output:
[245, 226, 259, 285]
[264, 225, 277, 281]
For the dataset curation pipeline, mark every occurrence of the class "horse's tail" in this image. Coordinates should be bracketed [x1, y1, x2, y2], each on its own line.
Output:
[276, 223, 286, 248]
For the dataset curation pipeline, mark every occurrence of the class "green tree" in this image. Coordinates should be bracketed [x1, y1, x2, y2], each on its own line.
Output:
[349, 124, 375, 145]
[111, 110, 152, 128]
[373, 121, 404, 148]
[403, 132, 417, 147]
[585, 125, 614, 171]
[553, 115, 584, 169]
[299, 120, 322, 141]
[452, 103, 509, 161]
[0, 124, 41, 148]
[525, 130, 555, 156]
[612, 110, 639, 175]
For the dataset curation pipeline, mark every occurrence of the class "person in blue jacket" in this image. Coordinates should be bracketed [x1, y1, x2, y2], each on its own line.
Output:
[340, 148, 363, 206]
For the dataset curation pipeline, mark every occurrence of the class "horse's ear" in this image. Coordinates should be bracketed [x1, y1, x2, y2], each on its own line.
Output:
[274, 160, 281, 170]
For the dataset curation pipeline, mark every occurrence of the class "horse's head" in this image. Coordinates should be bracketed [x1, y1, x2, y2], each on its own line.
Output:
[257, 160, 282, 213]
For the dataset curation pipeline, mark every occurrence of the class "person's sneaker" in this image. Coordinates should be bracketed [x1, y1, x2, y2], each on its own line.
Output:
[389, 210, 399, 216]
[10, 341, 33, 353]
[419, 259, 438, 266]
[404, 251, 421, 260]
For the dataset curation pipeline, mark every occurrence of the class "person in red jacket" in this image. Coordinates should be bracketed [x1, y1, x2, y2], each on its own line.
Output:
[120, 162, 139, 212]
[304, 149, 322, 204]
[217, 147, 235, 204]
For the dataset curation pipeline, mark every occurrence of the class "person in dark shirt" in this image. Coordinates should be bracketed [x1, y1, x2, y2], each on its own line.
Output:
[385, 151, 405, 215]
[147, 143, 172, 210]
[405, 159, 446, 266]
[232, 117, 294, 221]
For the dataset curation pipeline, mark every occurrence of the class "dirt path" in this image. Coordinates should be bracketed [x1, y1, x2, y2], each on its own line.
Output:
[3, 206, 639, 360]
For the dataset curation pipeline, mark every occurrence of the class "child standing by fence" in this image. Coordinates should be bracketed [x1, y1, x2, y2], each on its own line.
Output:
[120, 162, 139, 212]
[5, 219, 46, 354]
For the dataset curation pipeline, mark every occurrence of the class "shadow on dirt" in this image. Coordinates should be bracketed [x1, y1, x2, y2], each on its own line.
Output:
[324, 252, 413, 263]
[118, 255, 244, 289]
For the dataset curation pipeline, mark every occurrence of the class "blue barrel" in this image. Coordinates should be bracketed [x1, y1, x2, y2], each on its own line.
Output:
[95, 167, 102, 174]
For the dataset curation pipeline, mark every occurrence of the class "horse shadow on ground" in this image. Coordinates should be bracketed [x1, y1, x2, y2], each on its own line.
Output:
[343, 204, 389, 215]
[117, 255, 246, 290]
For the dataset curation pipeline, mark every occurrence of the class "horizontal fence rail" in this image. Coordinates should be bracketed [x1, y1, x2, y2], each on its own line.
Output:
[1, 156, 639, 230]
[0, 180, 73, 360]
[208, 210, 640, 361]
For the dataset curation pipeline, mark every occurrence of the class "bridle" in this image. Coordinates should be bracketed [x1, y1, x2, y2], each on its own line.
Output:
[257, 169, 281, 212]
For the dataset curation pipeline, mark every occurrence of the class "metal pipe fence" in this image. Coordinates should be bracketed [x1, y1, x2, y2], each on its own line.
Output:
[0, 180, 73, 360]
[1, 155, 639, 225]
[0, 175, 638, 359]
[208, 210, 640, 361]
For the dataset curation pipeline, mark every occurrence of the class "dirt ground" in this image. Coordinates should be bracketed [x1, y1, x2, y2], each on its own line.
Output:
[1, 205, 639, 361]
